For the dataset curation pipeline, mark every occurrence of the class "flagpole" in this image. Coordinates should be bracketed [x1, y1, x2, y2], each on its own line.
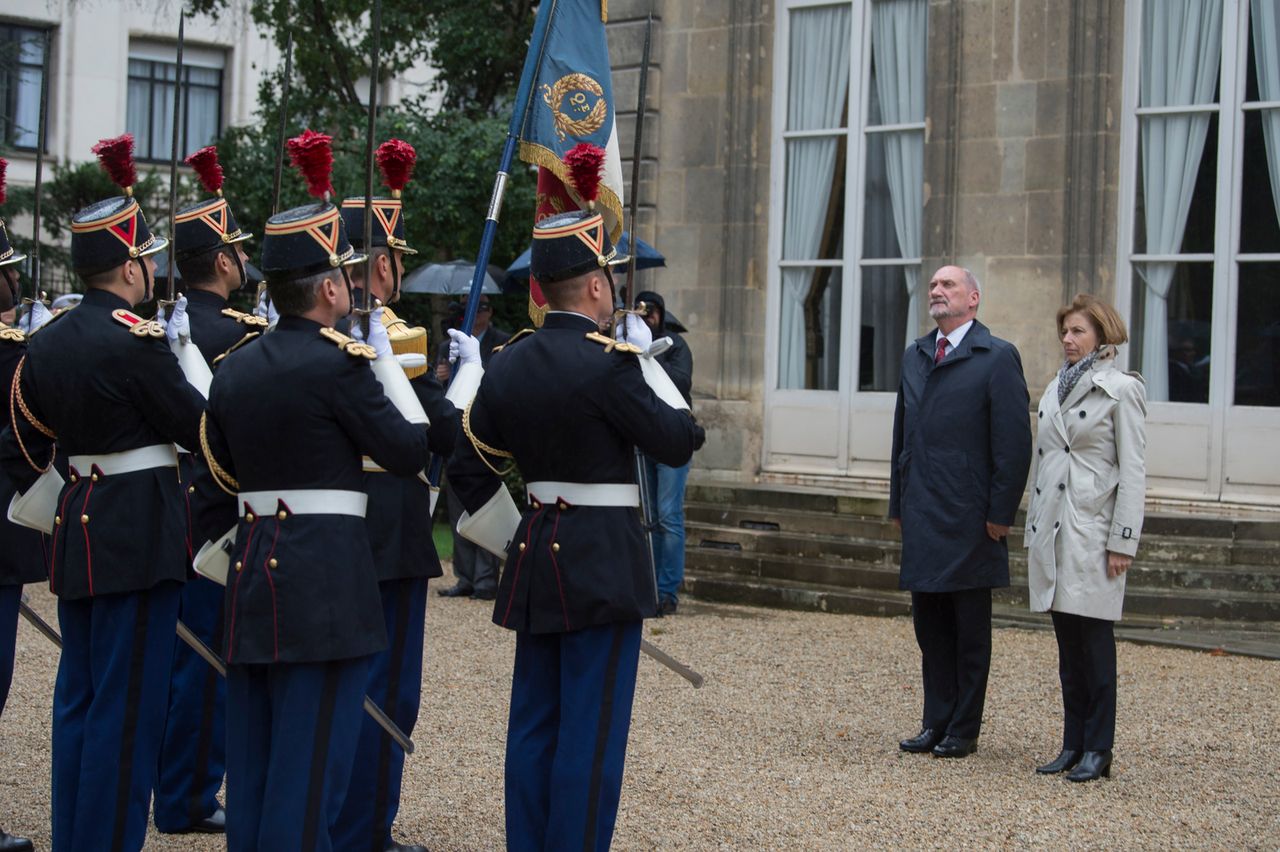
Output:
[457, 0, 559, 338]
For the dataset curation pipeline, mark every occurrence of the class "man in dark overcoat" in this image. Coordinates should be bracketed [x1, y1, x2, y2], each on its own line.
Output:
[889, 265, 1031, 758]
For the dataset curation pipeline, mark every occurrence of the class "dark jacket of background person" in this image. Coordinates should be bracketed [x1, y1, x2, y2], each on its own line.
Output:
[635, 290, 692, 406]
[1024, 350, 1147, 621]
[889, 320, 1032, 592]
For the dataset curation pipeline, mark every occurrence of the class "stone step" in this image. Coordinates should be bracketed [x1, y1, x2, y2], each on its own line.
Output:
[686, 521, 1280, 594]
[685, 547, 1280, 622]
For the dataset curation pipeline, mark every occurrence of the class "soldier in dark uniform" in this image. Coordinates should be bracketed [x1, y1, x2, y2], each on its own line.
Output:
[199, 159, 434, 849]
[448, 210, 703, 851]
[0, 134, 205, 852]
[0, 181, 44, 852]
[153, 144, 263, 836]
[331, 139, 472, 852]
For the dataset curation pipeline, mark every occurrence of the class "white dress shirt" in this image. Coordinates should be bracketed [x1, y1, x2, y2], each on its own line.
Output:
[935, 319, 975, 361]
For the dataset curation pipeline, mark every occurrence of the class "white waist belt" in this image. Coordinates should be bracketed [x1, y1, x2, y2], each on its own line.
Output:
[526, 481, 640, 508]
[239, 489, 368, 518]
[69, 444, 178, 476]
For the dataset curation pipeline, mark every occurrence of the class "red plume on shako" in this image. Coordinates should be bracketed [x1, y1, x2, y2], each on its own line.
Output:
[91, 134, 139, 195]
[185, 146, 225, 197]
[563, 142, 606, 209]
[375, 139, 416, 198]
[286, 130, 335, 200]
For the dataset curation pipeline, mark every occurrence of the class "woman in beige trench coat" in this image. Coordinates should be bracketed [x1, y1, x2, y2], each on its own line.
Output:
[1024, 294, 1146, 783]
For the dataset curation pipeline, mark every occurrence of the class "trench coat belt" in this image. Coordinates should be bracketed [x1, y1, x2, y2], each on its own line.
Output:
[238, 489, 368, 518]
[526, 481, 640, 508]
[69, 443, 178, 476]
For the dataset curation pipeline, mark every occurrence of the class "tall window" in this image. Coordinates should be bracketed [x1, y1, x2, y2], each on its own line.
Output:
[774, 0, 926, 392]
[0, 23, 49, 150]
[126, 43, 224, 161]
[1124, 0, 1280, 407]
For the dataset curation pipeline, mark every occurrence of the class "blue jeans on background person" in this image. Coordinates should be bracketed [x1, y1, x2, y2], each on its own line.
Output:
[641, 456, 690, 605]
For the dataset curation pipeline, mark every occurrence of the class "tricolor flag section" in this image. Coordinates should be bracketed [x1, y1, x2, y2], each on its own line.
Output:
[518, 0, 624, 240]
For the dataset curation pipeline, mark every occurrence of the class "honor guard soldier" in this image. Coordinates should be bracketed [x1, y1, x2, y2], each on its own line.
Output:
[0, 134, 205, 852]
[331, 139, 477, 852]
[0, 160, 44, 852]
[447, 203, 703, 851]
[153, 144, 262, 837]
[198, 130, 433, 851]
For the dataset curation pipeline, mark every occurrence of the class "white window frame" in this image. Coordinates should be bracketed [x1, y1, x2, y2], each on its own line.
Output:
[764, 0, 925, 476]
[1114, 0, 1278, 498]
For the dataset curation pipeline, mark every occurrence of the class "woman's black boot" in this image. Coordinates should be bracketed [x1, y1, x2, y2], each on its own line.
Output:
[1035, 749, 1082, 774]
[1066, 750, 1113, 782]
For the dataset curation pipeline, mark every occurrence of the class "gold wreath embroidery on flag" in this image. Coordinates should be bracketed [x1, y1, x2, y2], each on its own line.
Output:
[542, 73, 608, 142]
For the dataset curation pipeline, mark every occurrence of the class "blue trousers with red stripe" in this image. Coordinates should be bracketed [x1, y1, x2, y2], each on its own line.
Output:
[154, 574, 227, 831]
[52, 581, 181, 852]
[225, 656, 369, 852]
[332, 576, 428, 852]
[505, 621, 642, 852]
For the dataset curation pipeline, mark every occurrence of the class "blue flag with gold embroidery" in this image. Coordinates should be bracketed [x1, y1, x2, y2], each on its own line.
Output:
[516, 0, 624, 242]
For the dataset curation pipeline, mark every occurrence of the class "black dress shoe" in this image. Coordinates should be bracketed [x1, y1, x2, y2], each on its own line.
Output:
[1036, 749, 1083, 775]
[385, 843, 428, 852]
[932, 735, 978, 758]
[168, 806, 226, 834]
[1066, 750, 1112, 782]
[659, 597, 678, 616]
[437, 583, 474, 598]
[0, 828, 34, 852]
[899, 728, 943, 753]
[473, 589, 496, 601]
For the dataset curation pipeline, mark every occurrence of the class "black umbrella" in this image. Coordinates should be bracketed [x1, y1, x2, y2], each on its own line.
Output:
[401, 260, 504, 295]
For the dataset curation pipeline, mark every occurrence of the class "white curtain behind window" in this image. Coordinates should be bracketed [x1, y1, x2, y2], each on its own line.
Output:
[1139, 0, 1222, 401]
[871, 0, 927, 346]
[779, 5, 851, 389]
[1253, 0, 1280, 230]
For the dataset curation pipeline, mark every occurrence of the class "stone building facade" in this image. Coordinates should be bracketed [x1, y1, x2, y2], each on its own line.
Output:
[608, 0, 1280, 513]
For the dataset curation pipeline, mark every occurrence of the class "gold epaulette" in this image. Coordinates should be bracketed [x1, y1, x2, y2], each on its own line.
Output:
[0, 324, 24, 344]
[319, 326, 377, 360]
[112, 308, 166, 339]
[585, 331, 642, 354]
[212, 332, 261, 366]
[382, 306, 428, 379]
[221, 307, 269, 328]
[492, 327, 535, 354]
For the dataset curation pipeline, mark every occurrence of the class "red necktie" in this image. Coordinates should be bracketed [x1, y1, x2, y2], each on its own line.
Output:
[935, 336, 948, 365]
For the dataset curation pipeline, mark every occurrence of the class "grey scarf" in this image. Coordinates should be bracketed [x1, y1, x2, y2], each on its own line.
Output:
[1057, 350, 1099, 405]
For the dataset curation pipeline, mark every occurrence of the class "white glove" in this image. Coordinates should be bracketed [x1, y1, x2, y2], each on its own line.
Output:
[447, 328, 482, 367]
[254, 288, 279, 330]
[160, 294, 190, 343]
[616, 312, 652, 351]
[18, 299, 53, 334]
[350, 307, 393, 360]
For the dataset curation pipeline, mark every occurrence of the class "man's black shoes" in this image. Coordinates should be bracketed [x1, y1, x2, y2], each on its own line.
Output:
[0, 828, 34, 852]
[931, 736, 978, 758]
[437, 583, 474, 598]
[473, 589, 497, 601]
[164, 806, 226, 834]
[899, 728, 943, 753]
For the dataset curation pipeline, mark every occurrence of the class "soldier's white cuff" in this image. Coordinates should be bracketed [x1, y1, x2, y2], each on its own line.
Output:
[638, 356, 690, 411]
[193, 526, 238, 586]
[171, 337, 214, 399]
[372, 355, 430, 425]
[456, 486, 520, 560]
[444, 361, 484, 410]
[7, 466, 65, 534]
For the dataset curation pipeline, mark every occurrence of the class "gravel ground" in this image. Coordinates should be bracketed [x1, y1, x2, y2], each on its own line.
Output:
[2, 575, 1278, 850]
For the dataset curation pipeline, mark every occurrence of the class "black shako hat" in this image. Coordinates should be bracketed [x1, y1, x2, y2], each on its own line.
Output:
[70, 196, 167, 276]
[530, 210, 617, 284]
[340, 197, 417, 255]
[175, 145, 253, 259]
[0, 219, 25, 269]
[260, 202, 365, 282]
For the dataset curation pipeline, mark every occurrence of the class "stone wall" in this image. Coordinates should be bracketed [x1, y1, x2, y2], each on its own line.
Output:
[923, 0, 1127, 398]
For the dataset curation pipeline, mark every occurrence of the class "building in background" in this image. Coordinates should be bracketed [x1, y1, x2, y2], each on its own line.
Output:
[0, 0, 437, 291]
[604, 0, 1280, 512]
